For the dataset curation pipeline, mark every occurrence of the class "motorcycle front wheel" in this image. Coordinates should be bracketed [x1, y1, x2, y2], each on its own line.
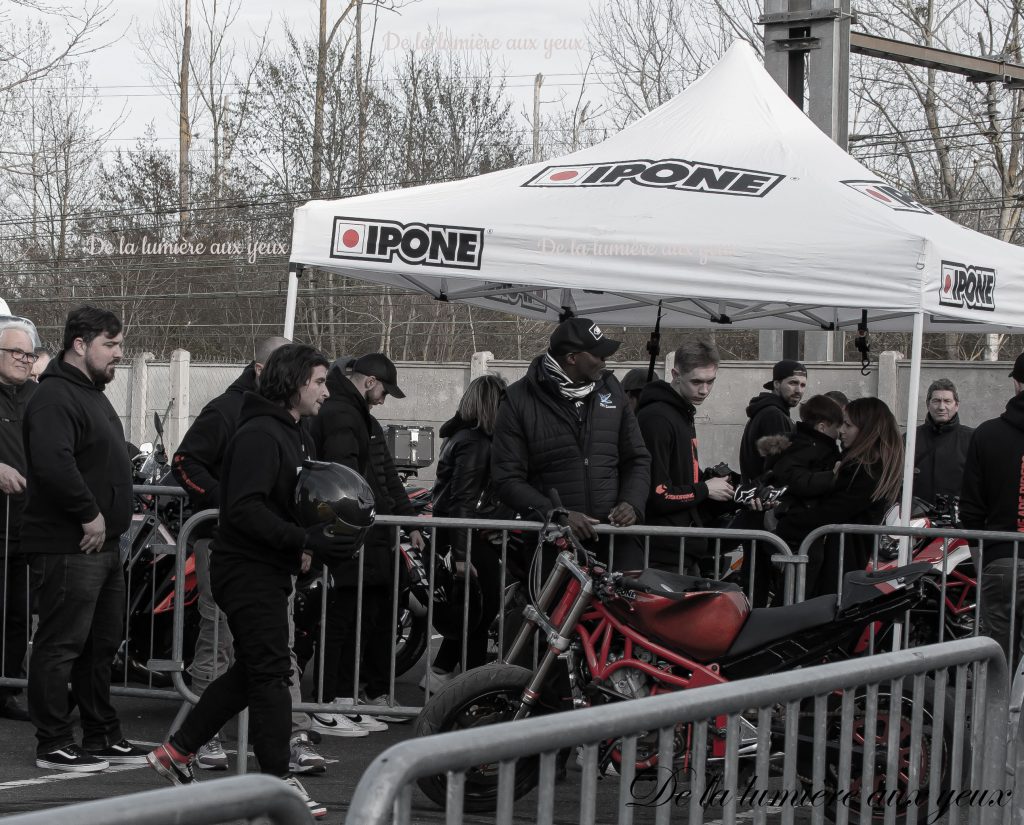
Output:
[413, 663, 549, 812]
[393, 607, 428, 676]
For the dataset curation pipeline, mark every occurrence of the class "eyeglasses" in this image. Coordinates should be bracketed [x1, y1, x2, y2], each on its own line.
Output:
[0, 348, 39, 363]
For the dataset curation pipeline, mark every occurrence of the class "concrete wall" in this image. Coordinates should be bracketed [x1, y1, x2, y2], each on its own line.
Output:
[113, 351, 1013, 481]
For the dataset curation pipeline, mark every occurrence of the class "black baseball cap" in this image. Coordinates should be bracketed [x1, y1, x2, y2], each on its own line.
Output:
[352, 353, 405, 398]
[763, 359, 808, 390]
[1009, 353, 1024, 381]
[549, 317, 621, 359]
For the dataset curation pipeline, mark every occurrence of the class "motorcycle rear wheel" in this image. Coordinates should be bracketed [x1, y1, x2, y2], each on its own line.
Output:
[393, 608, 428, 676]
[414, 663, 548, 812]
[803, 678, 955, 824]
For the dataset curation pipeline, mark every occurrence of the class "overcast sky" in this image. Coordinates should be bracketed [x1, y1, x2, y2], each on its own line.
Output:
[61, 0, 599, 148]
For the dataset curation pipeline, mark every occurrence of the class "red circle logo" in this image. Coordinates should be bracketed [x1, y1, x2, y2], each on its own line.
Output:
[342, 229, 361, 248]
[944, 274, 952, 293]
[550, 170, 578, 182]
[866, 187, 892, 203]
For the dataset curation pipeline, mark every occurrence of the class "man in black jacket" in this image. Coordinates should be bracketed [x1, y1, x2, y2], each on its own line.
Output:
[912, 378, 974, 506]
[308, 353, 423, 731]
[149, 343, 338, 819]
[636, 337, 733, 571]
[961, 356, 1024, 668]
[0, 321, 38, 721]
[171, 336, 323, 773]
[739, 359, 807, 484]
[491, 317, 651, 569]
[22, 306, 146, 772]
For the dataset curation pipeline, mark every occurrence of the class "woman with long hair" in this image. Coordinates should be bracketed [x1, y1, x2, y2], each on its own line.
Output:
[424, 374, 509, 689]
[775, 396, 904, 597]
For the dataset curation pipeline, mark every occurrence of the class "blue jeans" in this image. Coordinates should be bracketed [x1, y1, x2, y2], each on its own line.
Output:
[27, 551, 125, 755]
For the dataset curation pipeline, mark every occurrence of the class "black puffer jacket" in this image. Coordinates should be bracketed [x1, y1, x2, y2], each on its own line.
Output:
[172, 362, 256, 511]
[308, 368, 415, 584]
[213, 392, 312, 575]
[912, 414, 974, 506]
[491, 355, 650, 522]
[759, 421, 840, 509]
[739, 392, 795, 483]
[960, 393, 1024, 562]
[0, 378, 36, 548]
[21, 358, 133, 554]
[432, 414, 505, 558]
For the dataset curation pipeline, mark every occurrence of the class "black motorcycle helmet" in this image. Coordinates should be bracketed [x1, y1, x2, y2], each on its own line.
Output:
[294, 460, 375, 544]
[430, 549, 483, 640]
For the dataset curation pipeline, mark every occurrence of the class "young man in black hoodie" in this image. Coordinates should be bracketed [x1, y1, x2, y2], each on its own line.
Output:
[739, 359, 807, 484]
[961, 355, 1024, 669]
[148, 343, 341, 819]
[0, 321, 38, 722]
[171, 336, 323, 773]
[636, 337, 733, 572]
[22, 306, 145, 772]
[491, 317, 651, 570]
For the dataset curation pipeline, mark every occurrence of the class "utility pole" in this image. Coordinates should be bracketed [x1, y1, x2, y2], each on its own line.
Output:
[532, 73, 544, 163]
[760, 0, 851, 363]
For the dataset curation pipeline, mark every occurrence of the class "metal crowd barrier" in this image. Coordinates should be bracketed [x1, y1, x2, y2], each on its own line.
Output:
[344, 636, 1011, 825]
[0, 484, 191, 702]
[0, 773, 313, 825]
[165, 511, 799, 731]
[797, 524, 1024, 670]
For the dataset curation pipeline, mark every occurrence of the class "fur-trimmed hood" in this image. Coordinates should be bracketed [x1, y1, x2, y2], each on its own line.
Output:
[757, 433, 792, 458]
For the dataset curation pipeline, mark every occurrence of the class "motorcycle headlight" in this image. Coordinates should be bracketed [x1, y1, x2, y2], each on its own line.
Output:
[879, 535, 901, 560]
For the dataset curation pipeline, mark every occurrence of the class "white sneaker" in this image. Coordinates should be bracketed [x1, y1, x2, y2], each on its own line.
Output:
[308, 711, 369, 738]
[333, 698, 388, 732]
[363, 693, 411, 724]
[282, 775, 327, 819]
[195, 736, 228, 771]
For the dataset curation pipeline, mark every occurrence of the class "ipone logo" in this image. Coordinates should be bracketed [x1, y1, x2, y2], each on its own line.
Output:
[523, 159, 785, 197]
[842, 180, 932, 214]
[939, 261, 996, 311]
[330, 217, 484, 270]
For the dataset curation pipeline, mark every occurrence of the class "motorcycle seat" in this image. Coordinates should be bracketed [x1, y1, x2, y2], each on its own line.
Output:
[635, 568, 743, 600]
[725, 595, 838, 658]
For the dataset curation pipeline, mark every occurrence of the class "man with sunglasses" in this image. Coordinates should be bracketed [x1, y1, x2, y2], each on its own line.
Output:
[0, 322, 39, 721]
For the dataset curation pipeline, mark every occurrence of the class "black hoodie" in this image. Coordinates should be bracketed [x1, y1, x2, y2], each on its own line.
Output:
[739, 392, 795, 482]
[172, 362, 257, 510]
[21, 357, 132, 553]
[491, 354, 650, 522]
[960, 393, 1024, 562]
[912, 413, 974, 506]
[759, 421, 840, 507]
[0, 377, 36, 547]
[212, 392, 312, 574]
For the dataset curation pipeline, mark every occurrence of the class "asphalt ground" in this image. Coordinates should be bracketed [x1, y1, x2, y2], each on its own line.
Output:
[0, 662, 815, 825]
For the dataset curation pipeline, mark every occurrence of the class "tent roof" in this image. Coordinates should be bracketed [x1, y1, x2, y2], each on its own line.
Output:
[290, 41, 1024, 332]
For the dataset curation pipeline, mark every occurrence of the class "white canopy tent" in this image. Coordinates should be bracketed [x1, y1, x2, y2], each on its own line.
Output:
[288, 40, 1024, 526]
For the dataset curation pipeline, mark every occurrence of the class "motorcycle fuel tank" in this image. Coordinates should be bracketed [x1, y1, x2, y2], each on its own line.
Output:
[606, 588, 750, 661]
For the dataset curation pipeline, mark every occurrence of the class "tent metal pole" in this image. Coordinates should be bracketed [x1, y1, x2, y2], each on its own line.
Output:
[284, 264, 301, 339]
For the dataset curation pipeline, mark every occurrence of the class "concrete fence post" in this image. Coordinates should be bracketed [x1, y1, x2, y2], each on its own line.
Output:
[167, 349, 191, 454]
[470, 351, 493, 382]
[129, 352, 154, 447]
[877, 350, 903, 423]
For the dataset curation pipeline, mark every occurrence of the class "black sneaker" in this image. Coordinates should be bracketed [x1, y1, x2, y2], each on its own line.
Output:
[86, 739, 149, 765]
[36, 744, 109, 773]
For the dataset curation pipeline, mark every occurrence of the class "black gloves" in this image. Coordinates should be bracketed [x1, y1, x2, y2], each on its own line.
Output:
[303, 523, 360, 566]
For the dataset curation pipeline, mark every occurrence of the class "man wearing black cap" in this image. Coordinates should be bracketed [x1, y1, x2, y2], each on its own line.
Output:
[491, 317, 651, 568]
[307, 353, 423, 731]
[739, 359, 807, 484]
[961, 354, 1024, 668]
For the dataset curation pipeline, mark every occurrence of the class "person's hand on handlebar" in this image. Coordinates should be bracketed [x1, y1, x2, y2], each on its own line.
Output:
[608, 501, 638, 527]
[567, 510, 600, 541]
[706, 476, 735, 502]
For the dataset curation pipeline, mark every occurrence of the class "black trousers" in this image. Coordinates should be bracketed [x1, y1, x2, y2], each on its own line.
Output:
[318, 584, 391, 701]
[27, 551, 124, 755]
[0, 547, 29, 697]
[173, 558, 293, 777]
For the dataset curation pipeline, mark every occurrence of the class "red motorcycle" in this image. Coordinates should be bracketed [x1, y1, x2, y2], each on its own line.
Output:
[869, 494, 976, 646]
[415, 500, 953, 821]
